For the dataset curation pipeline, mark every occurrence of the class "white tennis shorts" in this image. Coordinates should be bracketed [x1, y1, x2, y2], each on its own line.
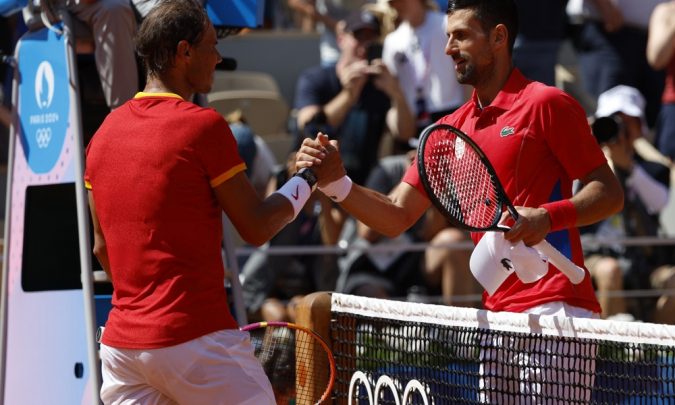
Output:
[479, 302, 600, 404]
[100, 329, 275, 405]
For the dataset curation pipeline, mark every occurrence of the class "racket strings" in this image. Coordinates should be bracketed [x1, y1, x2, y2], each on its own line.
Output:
[424, 132, 501, 229]
[250, 326, 333, 404]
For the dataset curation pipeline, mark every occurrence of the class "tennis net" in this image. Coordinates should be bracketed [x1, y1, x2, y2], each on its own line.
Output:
[327, 293, 675, 404]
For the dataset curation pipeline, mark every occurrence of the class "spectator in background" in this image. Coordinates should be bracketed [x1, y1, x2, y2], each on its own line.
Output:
[647, 0, 675, 162]
[422, 206, 479, 306]
[287, 0, 374, 66]
[512, 0, 568, 87]
[293, 9, 415, 184]
[68, 0, 139, 109]
[382, 0, 466, 137]
[583, 85, 671, 321]
[241, 152, 344, 322]
[337, 153, 427, 299]
[566, 0, 665, 127]
[337, 152, 479, 304]
[226, 110, 277, 198]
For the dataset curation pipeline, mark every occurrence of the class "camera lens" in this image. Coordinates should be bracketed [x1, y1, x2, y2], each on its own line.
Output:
[591, 116, 621, 144]
[366, 43, 383, 63]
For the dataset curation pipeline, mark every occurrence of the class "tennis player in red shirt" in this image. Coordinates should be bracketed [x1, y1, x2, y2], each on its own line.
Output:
[298, 0, 624, 402]
[85, 1, 320, 403]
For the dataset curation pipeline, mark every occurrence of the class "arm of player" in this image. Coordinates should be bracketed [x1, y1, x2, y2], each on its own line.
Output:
[297, 134, 430, 238]
[88, 191, 112, 280]
[647, 1, 675, 70]
[502, 163, 623, 246]
[572, 162, 624, 225]
[214, 172, 299, 246]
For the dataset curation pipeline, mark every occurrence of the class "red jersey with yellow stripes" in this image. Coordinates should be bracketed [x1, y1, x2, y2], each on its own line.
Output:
[403, 69, 605, 314]
[85, 93, 243, 348]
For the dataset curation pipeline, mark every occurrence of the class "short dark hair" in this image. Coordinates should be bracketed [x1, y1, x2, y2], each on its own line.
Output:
[447, 0, 519, 54]
[135, 0, 209, 77]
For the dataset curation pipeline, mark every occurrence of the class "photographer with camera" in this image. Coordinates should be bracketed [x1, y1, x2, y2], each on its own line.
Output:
[583, 85, 671, 322]
[293, 9, 415, 185]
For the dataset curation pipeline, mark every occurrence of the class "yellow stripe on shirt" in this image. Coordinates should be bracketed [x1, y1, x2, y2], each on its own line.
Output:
[134, 92, 184, 100]
[210, 163, 247, 188]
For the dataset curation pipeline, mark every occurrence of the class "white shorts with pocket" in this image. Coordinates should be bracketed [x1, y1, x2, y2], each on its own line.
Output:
[100, 329, 275, 405]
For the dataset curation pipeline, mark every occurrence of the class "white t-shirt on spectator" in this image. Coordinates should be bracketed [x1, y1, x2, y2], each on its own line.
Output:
[382, 10, 464, 116]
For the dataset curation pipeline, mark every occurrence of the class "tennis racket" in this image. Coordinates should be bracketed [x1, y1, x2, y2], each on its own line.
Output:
[417, 123, 585, 284]
[240, 321, 336, 405]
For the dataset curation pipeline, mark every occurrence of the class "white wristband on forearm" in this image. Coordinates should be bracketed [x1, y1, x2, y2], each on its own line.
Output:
[274, 176, 312, 221]
[319, 175, 353, 202]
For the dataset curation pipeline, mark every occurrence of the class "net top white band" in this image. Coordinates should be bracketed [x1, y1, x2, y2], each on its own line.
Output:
[331, 293, 675, 347]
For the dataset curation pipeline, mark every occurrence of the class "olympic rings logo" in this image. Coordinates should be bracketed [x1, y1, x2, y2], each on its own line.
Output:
[35, 127, 52, 149]
[348, 371, 433, 405]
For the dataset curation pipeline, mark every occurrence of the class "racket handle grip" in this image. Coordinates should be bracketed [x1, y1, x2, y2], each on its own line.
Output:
[533, 240, 586, 285]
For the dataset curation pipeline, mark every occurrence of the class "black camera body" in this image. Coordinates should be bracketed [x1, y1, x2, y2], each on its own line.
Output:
[366, 43, 383, 63]
[591, 114, 623, 144]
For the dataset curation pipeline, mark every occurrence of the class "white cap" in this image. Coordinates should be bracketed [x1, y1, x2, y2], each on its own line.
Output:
[470, 232, 549, 295]
[595, 85, 645, 119]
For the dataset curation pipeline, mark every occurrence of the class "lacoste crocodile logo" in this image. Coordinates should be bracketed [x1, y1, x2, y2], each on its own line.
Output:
[500, 126, 515, 137]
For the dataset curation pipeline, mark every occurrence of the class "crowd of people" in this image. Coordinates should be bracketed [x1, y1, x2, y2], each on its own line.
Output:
[1, 0, 674, 402]
[239, 0, 675, 326]
[1, 0, 675, 341]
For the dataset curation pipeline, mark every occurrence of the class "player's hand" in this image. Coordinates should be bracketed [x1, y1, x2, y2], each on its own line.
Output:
[296, 133, 346, 186]
[500, 206, 551, 247]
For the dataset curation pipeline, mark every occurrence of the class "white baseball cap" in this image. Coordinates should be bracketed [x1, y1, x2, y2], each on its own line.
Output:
[470, 232, 549, 295]
[595, 85, 645, 119]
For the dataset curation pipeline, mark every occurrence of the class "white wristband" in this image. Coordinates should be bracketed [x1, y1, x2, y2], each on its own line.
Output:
[319, 175, 353, 202]
[274, 176, 312, 221]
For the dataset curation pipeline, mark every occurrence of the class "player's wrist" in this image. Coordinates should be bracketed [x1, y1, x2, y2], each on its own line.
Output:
[540, 200, 577, 232]
[319, 175, 352, 202]
[294, 167, 317, 189]
[274, 172, 314, 221]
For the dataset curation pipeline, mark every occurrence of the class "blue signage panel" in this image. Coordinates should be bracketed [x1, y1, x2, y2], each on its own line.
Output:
[0, 0, 26, 17]
[206, 0, 263, 28]
[17, 28, 70, 174]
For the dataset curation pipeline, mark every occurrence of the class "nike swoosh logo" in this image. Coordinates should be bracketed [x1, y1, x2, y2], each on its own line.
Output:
[291, 185, 299, 200]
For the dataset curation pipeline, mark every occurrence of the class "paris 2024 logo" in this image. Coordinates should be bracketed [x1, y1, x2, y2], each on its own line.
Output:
[20, 37, 70, 174]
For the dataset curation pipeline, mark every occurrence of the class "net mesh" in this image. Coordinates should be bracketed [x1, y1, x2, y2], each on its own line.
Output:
[420, 126, 501, 230]
[330, 293, 675, 404]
